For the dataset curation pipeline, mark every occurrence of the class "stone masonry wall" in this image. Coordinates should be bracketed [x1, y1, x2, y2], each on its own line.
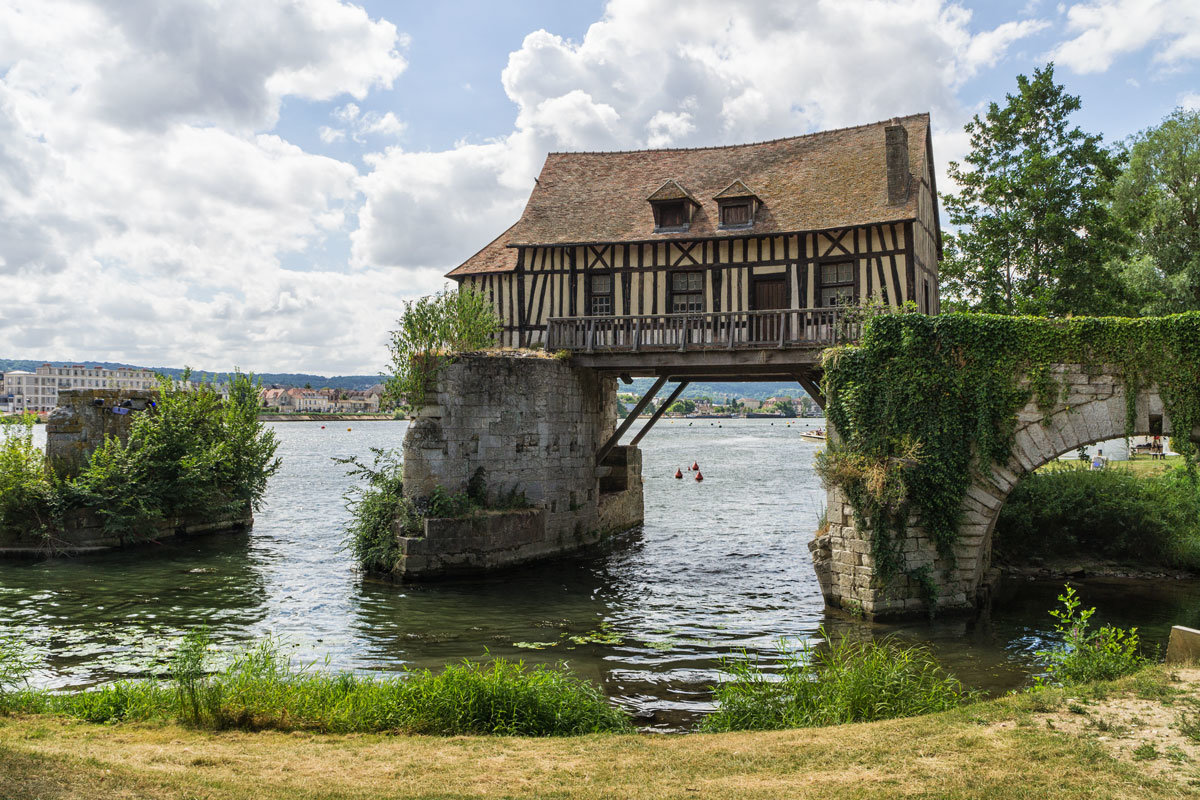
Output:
[398, 353, 643, 578]
[810, 364, 1197, 619]
[46, 389, 154, 479]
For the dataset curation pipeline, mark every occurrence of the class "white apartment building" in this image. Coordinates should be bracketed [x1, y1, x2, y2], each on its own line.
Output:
[1, 364, 157, 413]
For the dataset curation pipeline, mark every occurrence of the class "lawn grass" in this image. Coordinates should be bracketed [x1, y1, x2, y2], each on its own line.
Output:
[1039, 454, 1185, 476]
[2, 666, 1196, 800]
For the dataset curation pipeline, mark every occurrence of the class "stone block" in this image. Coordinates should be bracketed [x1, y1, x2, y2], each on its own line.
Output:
[1166, 626, 1200, 665]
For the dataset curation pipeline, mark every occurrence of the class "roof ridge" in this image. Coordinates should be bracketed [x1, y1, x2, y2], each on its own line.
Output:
[545, 112, 929, 157]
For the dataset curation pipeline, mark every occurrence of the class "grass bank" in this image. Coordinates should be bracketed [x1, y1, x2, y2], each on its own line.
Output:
[0, 633, 629, 737]
[2, 666, 1198, 799]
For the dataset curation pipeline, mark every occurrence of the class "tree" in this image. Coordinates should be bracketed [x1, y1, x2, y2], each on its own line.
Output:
[668, 398, 696, 415]
[940, 64, 1126, 316]
[771, 399, 798, 418]
[1113, 108, 1200, 314]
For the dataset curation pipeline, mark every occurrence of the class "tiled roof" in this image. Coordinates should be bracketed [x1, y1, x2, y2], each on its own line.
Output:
[449, 113, 929, 277]
[646, 179, 699, 204]
[446, 224, 520, 276]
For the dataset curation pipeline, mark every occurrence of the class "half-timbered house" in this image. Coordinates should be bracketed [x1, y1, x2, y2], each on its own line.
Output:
[448, 113, 941, 354]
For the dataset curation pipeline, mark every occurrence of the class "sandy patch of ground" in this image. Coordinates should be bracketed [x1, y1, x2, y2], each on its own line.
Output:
[1024, 667, 1200, 787]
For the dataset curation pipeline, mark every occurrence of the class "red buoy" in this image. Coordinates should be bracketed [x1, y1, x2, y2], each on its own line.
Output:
[691, 461, 699, 471]
[674, 468, 683, 479]
[321, 425, 325, 429]
[695, 470, 704, 482]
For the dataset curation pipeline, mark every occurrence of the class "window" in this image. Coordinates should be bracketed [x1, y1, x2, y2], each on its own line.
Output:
[656, 201, 687, 229]
[923, 279, 931, 313]
[819, 261, 856, 307]
[719, 202, 751, 227]
[670, 271, 704, 313]
[589, 273, 613, 315]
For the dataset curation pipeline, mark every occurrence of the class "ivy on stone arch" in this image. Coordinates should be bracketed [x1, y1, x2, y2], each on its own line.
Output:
[815, 312, 1200, 583]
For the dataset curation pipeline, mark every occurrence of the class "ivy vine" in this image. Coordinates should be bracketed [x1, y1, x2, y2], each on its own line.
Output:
[815, 312, 1200, 583]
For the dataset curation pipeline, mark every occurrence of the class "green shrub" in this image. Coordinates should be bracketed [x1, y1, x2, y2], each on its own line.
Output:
[384, 286, 501, 411]
[995, 464, 1200, 569]
[69, 372, 280, 538]
[703, 631, 974, 732]
[339, 448, 415, 573]
[1036, 585, 1148, 686]
[0, 414, 54, 535]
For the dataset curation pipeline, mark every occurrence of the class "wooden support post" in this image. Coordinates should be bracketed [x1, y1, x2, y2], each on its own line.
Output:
[596, 376, 667, 465]
[630, 381, 689, 447]
[795, 371, 825, 410]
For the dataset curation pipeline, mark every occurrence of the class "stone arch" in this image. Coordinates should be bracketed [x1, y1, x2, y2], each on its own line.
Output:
[811, 363, 1196, 619]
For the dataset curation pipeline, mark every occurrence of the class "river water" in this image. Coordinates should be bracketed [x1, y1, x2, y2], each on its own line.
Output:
[3, 420, 1199, 728]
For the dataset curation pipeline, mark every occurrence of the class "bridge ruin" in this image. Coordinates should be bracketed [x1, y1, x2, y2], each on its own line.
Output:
[810, 364, 1200, 618]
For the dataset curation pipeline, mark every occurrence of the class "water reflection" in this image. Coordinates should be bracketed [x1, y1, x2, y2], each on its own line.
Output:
[4, 419, 1199, 725]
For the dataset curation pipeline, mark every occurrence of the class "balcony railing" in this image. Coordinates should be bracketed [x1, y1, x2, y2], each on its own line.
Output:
[545, 307, 861, 353]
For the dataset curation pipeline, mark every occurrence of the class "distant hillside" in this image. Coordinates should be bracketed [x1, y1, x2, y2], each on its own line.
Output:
[0, 359, 383, 391]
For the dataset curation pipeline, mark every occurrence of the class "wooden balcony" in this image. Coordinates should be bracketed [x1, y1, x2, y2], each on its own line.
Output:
[545, 308, 860, 354]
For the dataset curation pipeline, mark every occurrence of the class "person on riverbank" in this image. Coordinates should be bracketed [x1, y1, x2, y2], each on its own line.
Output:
[1090, 449, 1106, 470]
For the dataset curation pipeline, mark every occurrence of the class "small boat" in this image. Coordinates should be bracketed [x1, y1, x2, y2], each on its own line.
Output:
[800, 428, 827, 441]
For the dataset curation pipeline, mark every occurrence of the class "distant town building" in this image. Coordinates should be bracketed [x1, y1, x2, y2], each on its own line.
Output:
[0, 364, 157, 413]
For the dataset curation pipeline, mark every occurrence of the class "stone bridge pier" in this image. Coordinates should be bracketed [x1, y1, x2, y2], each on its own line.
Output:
[810, 364, 1200, 619]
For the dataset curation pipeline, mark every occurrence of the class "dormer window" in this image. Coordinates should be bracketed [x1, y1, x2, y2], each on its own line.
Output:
[720, 202, 751, 226]
[713, 179, 760, 229]
[657, 201, 687, 229]
[647, 180, 698, 232]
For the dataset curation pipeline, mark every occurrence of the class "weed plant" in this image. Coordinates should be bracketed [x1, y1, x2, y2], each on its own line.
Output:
[341, 456, 529, 573]
[703, 631, 974, 731]
[384, 286, 501, 411]
[1036, 585, 1148, 686]
[339, 447, 415, 573]
[995, 464, 1200, 570]
[0, 631, 631, 736]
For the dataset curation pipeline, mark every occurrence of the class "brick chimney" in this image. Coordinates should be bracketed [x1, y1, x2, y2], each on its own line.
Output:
[885, 123, 910, 205]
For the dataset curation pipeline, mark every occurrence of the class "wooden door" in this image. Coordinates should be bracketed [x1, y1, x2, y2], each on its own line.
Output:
[752, 279, 786, 342]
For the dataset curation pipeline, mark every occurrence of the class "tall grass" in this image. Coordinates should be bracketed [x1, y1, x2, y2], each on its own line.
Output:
[995, 464, 1200, 569]
[703, 632, 974, 732]
[0, 631, 631, 736]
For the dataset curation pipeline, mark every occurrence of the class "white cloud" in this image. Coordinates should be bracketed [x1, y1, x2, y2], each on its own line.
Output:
[352, 0, 1046, 272]
[0, 0, 417, 374]
[646, 110, 697, 148]
[1051, 0, 1200, 74]
[0, 0, 1056, 373]
[1181, 91, 1200, 110]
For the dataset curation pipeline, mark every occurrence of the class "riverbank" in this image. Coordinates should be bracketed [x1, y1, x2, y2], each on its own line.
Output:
[1, 665, 1196, 799]
[257, 413, 396, 421]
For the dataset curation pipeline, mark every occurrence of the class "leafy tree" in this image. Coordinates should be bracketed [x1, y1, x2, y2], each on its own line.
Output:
[667, 398, 696, 415]
[384, 286, 502, 412]
[940, 64, 1126, 316]
[1113, 108, 1200, 314]
[771, 399, 798, 418]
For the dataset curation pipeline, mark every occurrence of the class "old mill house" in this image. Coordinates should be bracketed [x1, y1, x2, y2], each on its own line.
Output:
[448, 113, 942, 353]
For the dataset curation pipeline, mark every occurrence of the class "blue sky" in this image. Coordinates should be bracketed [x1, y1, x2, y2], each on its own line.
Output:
[0, 0, 1197, 374]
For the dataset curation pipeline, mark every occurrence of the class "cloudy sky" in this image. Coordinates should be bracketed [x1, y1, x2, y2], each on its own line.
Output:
[1, 0, 1197, 375]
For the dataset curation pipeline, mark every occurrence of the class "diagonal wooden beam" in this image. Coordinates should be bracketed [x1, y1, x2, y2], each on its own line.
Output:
[597, 376, 667, 465]
[795, 371, 826, 410]
[630, 381, 689, 447]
